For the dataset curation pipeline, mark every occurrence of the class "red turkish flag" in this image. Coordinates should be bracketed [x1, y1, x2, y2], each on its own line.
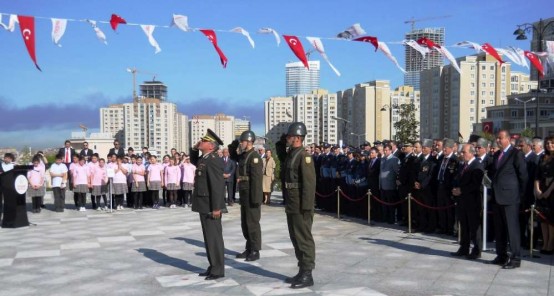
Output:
[353, 36, 379, 51]
[481, 43, 504, 64]
[17, 15, 41, 71]
[200, 29, 228, 68]
[283, 35, 309, 69]
[524, 50, 544, 78]
[110, 14, 127, 31]
[417, 37, 439, 49]
[482, 122, 493, 133]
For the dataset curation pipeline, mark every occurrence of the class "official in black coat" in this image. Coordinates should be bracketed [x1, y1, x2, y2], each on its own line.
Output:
[79, 141, 94, 162]
[451, 144, 484, 259]
[58, 140, 76, 166]
[490, 130, 527, 269]
[518, 137, 538, 248]
[222, 148, 237, 206]
[190, 129, 227, 280]
[435, 139, 459, 234]
[108, 140, 125, 158]
[414, 139, 437, 233]
[366, 148, 381, 221]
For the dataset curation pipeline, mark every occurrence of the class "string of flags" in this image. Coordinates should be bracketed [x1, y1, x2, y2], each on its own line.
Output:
[0, 12, 553, 78]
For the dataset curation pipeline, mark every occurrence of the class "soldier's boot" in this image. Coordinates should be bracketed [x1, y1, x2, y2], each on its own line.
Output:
[291, 269, 314, 289]
[235, 249, 250, 259]
[284, 268, 302, 284]
[245, 250, 260, 261]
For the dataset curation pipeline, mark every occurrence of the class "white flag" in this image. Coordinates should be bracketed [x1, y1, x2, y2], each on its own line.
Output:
[306, 37, 341, 76]
[231, 27, 255, 48]
[497, 47, 526, 67]
[86, 19, 107, 45]
[513, 47, 529, 69]
[378, 42, 406, 74]
[545, 41, 554, 75]
[141, 25, 161, 54]
[336, 23, 366, 39]
[172, 14, 190, 32]
[258, 27, 280, 46]
[0, 14, 18, 32]
[454, 41, 482, 53]
[403, 40, 429, 58]
[436, 46, 461, 74]
[51, 18, 67, 47]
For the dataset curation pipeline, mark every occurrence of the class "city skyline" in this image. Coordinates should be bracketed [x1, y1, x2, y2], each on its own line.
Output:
[0, 0, 550, 148]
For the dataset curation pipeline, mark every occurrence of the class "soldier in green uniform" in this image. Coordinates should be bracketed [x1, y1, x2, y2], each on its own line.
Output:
[190, 129, 227, 280]
[278, 122, 316, 289]
[234, 130, 264, 261]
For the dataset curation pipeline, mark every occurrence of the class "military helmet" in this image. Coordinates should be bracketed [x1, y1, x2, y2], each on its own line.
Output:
[239, 130, 256, 142]
[287, 122, 307, 136]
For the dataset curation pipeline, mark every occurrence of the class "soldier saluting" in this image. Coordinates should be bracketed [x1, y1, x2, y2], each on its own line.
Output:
[234, 130, 264, 261]
[277, 122, 316, 289]
[190, 129, 227, 280]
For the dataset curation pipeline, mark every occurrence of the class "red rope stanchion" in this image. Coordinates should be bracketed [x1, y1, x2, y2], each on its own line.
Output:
[535, 208, 554, 226]
[410, 196, 456, 211]
[315, 190, 337, 198]
[370, 194, 406, 207]
[339, 190, 368, 202]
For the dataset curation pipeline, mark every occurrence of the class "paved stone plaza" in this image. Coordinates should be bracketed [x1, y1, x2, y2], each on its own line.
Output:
[0, 192, 553, 296]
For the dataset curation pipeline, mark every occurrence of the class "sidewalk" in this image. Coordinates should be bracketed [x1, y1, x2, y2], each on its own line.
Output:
[0, 191, 552, 296]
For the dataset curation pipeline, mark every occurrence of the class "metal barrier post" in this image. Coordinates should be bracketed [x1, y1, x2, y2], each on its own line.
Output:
[482, 184, 487, 252]
[337, 186, 341, 220]
[407, 193, 412, 234]
[530, 204, 535, 257]
[458, 221, 461, 243]
[367, 189, 371, 225]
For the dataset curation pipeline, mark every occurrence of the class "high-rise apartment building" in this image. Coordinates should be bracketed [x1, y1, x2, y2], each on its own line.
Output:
[404, 28, 445, 90]
[420, 53, 511, 140]
[293, 89, 338, 145]
[189, 113, 235, 146]
[140, 80, 168, 101]
[233, 118, 251, 139]
[286, 60, 320, 97]
[264, 96, 294, 144]
[337, 80, 392, 145]
[390, 85, 421, 138]
[100, 81, 188, 155]
[510, 71, 538, 94]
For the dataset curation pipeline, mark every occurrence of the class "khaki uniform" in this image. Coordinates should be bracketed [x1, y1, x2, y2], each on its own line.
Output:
[237, 148, 263, 251]
[284, 146, 316, 270]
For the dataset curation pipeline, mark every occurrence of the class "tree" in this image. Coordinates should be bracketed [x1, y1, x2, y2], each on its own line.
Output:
[520, 128, 535, 138]
[394, 103, 419, 143]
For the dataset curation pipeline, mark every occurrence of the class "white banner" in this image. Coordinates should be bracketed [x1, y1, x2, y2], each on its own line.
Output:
[258, 27, 280, 46]
[231, 27, 255, 48]
[379, 41, 406, 74]
[51, 18, 67, 47]
[86, 19, 107, 45]
[403, 39, 429, 58]
[306, 37, 341, 76]
[0, 14, 18, 32]
[171, 14, 190, 32]
[141, 25, 161, 54]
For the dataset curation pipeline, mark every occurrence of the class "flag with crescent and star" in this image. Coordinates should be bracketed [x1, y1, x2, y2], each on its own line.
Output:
[110, 14, 126, 31]
[524, 50, 544, 78]
[17, 15, 41, 71]
[481, 43, 504, 64]
[418, 37, 461, 74]
[353, 36, 378, 51]
[200, 29, 228, 68]
[283, 35, 309, 69]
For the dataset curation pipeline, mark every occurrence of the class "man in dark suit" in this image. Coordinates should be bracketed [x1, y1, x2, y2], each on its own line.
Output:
[435, 138, 459, 235]
[517, 137, 537, 249]
[366, 147, 381, 222]
[397, 142, 415, 226]
[222, 148, 237, 206]
[109, 140, 125, 158]
[58, 140, 76, 167]
[190, 129, 227, 280]
[451, 144, 484, 259]
[379, 144, 400, 224]
[79, 141, 94, 162]
[414, 139, 438, 233]
[490, 130, 527, 269]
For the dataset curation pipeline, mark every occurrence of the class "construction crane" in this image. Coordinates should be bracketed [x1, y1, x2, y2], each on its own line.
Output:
[79, 124, 88, 133]
[126, 67, 157, 101]
[404, 15, 452, 31]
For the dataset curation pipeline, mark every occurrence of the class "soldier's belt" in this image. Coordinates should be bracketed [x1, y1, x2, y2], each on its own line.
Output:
[238, 176, 249, 181]
[285, 182, 301, 189]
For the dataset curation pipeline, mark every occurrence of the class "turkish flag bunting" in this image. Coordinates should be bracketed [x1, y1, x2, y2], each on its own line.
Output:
[524, 51, 544, 78]
[353, 36, 379, 51]
[481, 43, 504, 64]
[283, 35, 309, 69]
[482, 122, 493, 133]
[17, 15, 41, 71]
[200, 29, 228, 68]
[417, 37, 439, 49]
[110, 14, 126, 31]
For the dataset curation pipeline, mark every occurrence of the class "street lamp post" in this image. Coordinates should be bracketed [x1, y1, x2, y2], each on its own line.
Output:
[513, 18, 554, 136]
[350, 132, 367, 147]
[332, 116, 350, 147]
[380, 104, 398, 140]
[514, 97, 536, 131]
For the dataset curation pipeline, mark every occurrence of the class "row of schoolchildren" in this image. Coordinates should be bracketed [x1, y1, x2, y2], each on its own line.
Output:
[26, 152, 197, 213]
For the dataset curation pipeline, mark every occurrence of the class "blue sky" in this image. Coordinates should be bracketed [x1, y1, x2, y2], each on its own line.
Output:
[0, 0, 550, 149]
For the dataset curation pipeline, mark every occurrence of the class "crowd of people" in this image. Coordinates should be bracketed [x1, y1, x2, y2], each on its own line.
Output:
[303, 131, 554, 269]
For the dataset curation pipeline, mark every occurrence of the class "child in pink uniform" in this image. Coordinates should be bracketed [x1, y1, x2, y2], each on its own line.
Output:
[72, 156, 90, 212]
[147, 155, 164, 209]
[112, 155, 128, 210]
[132, 156, 147, 209]
[164, 157, 182, 208]
[27, 156, 45, 213]
[89, 154, 108, 210]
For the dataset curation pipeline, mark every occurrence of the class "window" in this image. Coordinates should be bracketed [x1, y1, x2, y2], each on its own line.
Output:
[481, 65, 486, 70]
[490, 74, 495, 79]
[490, 83, 495, 87]
[481, 100, 486, 104]
[481, 91, 486, 96]
[470, 100, 475, 104]
[482, 74, 486, 79]
[490, 100, 494, 104]
[471, 91, 475, 96]
[490, 66, 494, 70]
[490, 91, 494, 96]
[482, 82, 486, 87]
[511, 110, 517, 117]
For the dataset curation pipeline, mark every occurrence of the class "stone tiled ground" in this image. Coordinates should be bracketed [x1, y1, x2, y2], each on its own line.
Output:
[0, 191, 552, 296]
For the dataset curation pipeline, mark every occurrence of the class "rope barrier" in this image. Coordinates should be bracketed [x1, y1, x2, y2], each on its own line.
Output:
[370, 194, 406, 206]
[534, 209, 554, 226]
[315, 190, 337, 198]
[409, 196, 456, 211]
[338, 190, 368, 202]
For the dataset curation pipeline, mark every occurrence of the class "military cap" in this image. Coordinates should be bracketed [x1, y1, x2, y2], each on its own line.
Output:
[469, 134, 481, 143]
[373, 141, 382, 145]
[287, 122, 307, 136]
[202, 128, 224, 145]
[476, 138, 490, 148]
[443, 138, 455, 148]
[422, 139, 434, 148]
[362, 141, 371, 146]
[239, 130, 256, 142]
[403, 142, 413, 147]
